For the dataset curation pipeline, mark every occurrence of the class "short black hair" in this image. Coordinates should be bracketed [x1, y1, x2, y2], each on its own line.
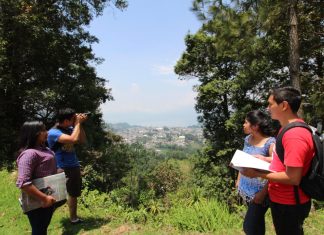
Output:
[270, 87, 302, 113]
[57, 108, 76, 123]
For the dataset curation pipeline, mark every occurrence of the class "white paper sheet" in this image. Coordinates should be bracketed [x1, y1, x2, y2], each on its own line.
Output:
[230, 149, 274, 172]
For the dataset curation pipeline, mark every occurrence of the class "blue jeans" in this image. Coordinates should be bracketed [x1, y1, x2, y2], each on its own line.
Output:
[26, 206, 54, 235]
[243, 200, 269, 235]
[270, 200, 311, 235]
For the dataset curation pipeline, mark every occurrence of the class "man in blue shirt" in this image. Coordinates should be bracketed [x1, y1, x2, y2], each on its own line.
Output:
[47, 108, 87, 224]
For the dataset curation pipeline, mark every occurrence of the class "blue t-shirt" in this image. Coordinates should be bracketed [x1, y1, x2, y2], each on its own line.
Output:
[47, 127, 80, 168]
[238, 135, 275, 201]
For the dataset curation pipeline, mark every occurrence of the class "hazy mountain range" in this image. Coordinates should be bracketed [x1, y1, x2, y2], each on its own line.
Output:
[108, 122, 201, 131]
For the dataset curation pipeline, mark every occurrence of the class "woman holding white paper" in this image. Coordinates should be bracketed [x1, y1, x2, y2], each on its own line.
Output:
[16, 121, 57, 235]
[236, 110, 276, 235]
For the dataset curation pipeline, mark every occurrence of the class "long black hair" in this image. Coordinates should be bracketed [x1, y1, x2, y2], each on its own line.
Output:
[17, 121, 46, 156]
[246, 110, 277, 137]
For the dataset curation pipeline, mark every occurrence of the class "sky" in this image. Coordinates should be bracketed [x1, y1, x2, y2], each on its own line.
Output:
[88, 0, 202, 127]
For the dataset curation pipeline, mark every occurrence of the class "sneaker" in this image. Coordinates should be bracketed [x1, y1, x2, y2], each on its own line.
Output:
[70, 218, 83, 224]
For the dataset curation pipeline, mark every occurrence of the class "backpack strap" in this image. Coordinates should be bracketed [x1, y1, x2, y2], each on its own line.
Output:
[276, 122, 312, 163]
[275, 122, 312, 205]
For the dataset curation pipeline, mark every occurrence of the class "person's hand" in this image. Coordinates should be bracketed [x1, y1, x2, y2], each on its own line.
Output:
[75, 113, 87, 124]
[253, 154, 272, 163]
[253, 190, 267, 204]
[241, 168, 259, 178]
[41, 195, 56, 208]
[253, 154, 265, 160]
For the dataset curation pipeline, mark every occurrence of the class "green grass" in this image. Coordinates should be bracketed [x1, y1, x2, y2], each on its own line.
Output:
[1, 169, 324, 235]
[166, 199, 242, 233]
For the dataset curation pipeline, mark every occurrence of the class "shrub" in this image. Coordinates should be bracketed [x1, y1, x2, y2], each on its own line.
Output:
[191, 146, 241, 211]
[167, 199, 241, 233]
[148, 161, 183, 197]
[80, 187, 112, 210]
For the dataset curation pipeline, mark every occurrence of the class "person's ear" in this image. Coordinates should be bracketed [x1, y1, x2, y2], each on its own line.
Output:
[282, 101, 289, 111]
[62, 119, 69, 126]
[251, 125, 259, 132]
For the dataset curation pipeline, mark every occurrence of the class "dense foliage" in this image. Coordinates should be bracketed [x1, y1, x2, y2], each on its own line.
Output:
[0, 0, 127, 166]
[175, 0, 323, 204]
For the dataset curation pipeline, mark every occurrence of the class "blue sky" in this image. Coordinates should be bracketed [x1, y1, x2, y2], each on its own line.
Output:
[88, 0, 201, 127]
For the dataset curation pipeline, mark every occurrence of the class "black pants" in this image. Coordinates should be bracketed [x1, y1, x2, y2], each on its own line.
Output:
[26, 206, 54, 235]
[243, 201, 269, 235]
[270, 200, 311, 235]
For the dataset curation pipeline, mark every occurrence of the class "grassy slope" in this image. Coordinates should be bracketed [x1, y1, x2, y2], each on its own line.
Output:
[1, 169, 323, 235]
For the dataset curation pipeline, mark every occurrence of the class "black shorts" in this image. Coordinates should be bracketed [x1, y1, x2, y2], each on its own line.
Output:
[59, 167, 82, 197]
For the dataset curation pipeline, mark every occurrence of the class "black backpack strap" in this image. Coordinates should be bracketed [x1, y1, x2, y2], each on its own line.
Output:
[275, 122, 312, 205]
[294, 185, 300, 204]
[276, 122, 312, 163]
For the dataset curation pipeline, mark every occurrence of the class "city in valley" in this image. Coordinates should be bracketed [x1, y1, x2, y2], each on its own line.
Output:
[109, 123, 204, 152]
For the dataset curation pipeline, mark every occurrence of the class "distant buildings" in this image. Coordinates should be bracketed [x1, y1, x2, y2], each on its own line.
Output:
[109, 124, 204, 150]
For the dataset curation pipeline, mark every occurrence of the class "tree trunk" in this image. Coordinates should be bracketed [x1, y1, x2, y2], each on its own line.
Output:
[289, 0, 300, 91]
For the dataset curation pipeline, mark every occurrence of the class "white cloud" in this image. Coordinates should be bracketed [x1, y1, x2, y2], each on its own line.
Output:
[153, 64, 175, 75]
[101, 88, 196, 114]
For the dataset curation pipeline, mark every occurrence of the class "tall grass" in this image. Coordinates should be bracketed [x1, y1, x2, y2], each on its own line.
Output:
[166, 199, 242, 233]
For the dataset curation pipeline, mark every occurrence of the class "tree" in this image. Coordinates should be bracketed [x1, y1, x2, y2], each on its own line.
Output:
[175, 0, 323, 202]
[288, 0, 301, 90]
[0, 0, 127, 166]
[178, 0, 323, 151]
[236, 0, 323, 115]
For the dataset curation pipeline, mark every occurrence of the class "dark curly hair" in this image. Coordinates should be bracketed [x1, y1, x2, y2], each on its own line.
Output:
[246, 110, 277, 136]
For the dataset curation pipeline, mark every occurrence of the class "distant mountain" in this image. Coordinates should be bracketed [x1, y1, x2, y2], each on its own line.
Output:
[108, 122, 201, 131]
[187, 124, 202, 128]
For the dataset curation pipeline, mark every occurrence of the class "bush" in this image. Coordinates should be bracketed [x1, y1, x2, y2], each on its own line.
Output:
[82, 142, 134, 192]
[166, 199, 241, 233]
[80, 187, 112, 210]
[148, 161, 183, 197]
[191, 146, 241, 211]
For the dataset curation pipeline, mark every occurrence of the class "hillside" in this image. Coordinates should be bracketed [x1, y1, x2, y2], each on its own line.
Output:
[1, 170, 324, 234]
